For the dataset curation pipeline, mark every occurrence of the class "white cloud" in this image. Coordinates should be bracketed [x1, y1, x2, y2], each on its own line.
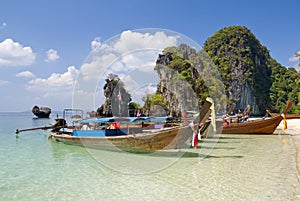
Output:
[0, 80, 9, 86]
[119, 50, 161, 73]
[289, 56, 298, 62]
[45, 49, 59, 62]
[114, 31, 178, 54]
[0, 38, 35, 67]
[16, 71, 36, 78]
[288, 51, 300, 70]
[25, 66, 79, 112]
[79, 30, 178, 82]
[289, 57, 298, 62]
[27, 66, 79, 91]
[80, 53, 117, 81]
[289, 51, 300, 61]
[0, 22, 7, 29]
[91, 37, 102, 50]
[73, 30, 179, 111]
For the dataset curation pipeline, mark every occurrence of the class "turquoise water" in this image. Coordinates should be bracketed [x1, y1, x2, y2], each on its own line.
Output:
[1, 113, 300, 200]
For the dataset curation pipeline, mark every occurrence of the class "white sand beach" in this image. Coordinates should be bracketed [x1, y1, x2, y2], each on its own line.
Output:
[277, 118, 300, 142]
[277, 119, 300, 135]
[277, 119, 300, 183]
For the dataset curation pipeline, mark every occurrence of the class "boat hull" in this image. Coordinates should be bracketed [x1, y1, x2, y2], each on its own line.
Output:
[50, 125, 194, 151]
[216, 115, 283, 134]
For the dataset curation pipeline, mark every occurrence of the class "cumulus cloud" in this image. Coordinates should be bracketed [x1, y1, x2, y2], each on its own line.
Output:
[0, 38, 35, 67]
[73, 30, 179, 111]
[27, 66, 79, 91]
[114, 31, 177, 54]
[79, 30, 178, 81]
[16, 71, 36, 78]
[25, 66, 79, 111]
[91, 37, 102, 50]
[45, 49, 59, 62]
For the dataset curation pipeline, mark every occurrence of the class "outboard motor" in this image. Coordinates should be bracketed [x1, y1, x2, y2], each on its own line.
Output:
[52, 118, 67, 132]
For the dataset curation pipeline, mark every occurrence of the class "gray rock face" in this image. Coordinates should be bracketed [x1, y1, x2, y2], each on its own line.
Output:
[154, 44, 201, 118]
[155, 38, 271, 116]
[97, 74, 131, 117]
[32, 106, 51, 118]
[203, 26, 273, 115]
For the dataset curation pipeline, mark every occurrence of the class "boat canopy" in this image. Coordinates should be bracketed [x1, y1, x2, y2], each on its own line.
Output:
[80, 117, 113, 123]
[79, 116, 169, 123]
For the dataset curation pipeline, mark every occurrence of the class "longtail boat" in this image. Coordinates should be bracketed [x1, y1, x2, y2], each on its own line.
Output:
[216, 101, 293, 134]
[49, 99, 213, 151]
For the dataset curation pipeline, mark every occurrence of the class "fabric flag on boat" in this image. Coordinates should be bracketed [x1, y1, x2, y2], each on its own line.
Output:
[117, 90, 121, 101]
[197, 132, 201, 140]
[244, 105, 251, 114]
[192, 132, 198, 148]
[136, 109, 141, 117]
[283, 114, 287, 130]
[189, 121, 198, 148]
[198, 123, 203, 140]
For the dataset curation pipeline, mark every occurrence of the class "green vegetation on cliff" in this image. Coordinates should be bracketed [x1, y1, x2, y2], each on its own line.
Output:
[151, 44, 226, 117]
[269, 58, 300, 113]
[203, 25, 300, 114]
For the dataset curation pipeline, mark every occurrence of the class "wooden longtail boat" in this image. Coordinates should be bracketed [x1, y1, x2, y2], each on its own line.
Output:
[216, 101, 293, 134]
[51, 125, 192, 151]
[49, 99, 213, 151]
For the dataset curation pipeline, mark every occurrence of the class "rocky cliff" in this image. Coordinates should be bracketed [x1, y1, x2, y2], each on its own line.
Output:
[203, 26, 273, 115]
[97, 74, 131, 117]
[154, 45, 198, 117]
[154, 44, 226, 117]
[153, 26, 300, 116]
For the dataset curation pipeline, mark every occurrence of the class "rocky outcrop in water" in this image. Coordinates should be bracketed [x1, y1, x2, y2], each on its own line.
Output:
[32, 106, 51, 118]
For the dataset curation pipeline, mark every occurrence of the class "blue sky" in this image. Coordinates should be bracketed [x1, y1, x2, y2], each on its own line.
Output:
[0, 0, 299, 112]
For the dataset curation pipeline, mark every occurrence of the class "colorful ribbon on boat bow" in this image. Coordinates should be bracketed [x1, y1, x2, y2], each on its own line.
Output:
[281, 113, 287, 130]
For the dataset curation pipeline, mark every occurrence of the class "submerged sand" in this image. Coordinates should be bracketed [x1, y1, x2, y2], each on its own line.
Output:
[277, 119, 300, 145]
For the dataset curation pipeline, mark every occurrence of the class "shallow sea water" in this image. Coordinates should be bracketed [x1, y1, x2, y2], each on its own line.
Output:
[1, 112, 300, 201]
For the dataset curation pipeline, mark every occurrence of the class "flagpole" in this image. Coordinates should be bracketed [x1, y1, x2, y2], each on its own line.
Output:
[117, 89, 121, 116]
[119, 99, 121, 116]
